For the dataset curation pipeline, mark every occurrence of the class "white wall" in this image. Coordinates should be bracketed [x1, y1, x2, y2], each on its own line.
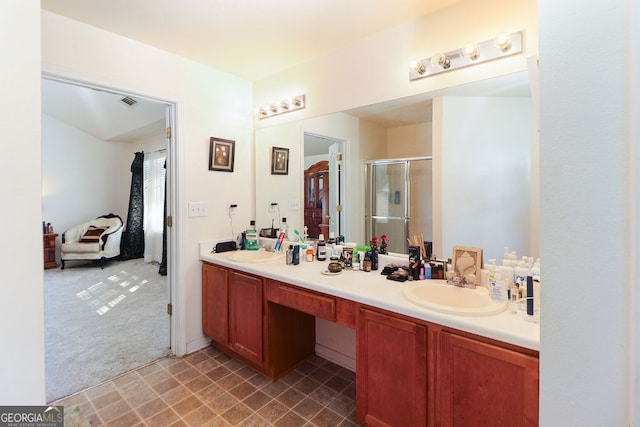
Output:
[435, 96, 532, 262]
[304, 154, 328, 170]
[256, 113, 362, 243]
[254, 0, 538, 126]
[41, 10, 254, 367]
[0, 1, 45, 404]
[539, 1, 636, 424]
[359, 119, 388, 161]
[132, 130, 166, 154]
[42, 114, 132, 259]
[387, 122, 432, 158]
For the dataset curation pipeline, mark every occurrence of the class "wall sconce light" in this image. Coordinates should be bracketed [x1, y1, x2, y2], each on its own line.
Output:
[258, 94, 306, 119]
[409, 31, 523, 81]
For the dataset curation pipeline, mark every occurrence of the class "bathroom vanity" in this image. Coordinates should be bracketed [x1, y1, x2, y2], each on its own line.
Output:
[201, 245, 539, 426]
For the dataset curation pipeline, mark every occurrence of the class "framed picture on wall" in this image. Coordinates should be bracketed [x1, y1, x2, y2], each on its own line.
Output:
[209, 137, 235, 172]
[271, 146, 289, 175]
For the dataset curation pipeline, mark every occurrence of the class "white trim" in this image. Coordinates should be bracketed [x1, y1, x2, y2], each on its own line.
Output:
[41, 71, 185, 358]
[315, 343, 356, 372]
[187, 336, 213, 354]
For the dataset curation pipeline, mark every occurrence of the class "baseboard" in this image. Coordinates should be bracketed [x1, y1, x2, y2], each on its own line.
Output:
[186, 335, 212, 355]
[315, 343, 356, 372]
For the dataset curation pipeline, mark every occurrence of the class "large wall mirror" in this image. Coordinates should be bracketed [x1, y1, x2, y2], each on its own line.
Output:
[255, 71, 538, 262]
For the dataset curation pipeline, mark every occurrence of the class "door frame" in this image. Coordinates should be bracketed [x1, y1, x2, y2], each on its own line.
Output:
[40, 73, 181, 355]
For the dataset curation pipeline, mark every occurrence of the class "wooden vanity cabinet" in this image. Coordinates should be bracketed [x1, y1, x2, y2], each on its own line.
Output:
[202, 262, 228, 345]
[202, 263, 264, 370]
[436, 330, 539, 427]
[202, 262, 539, 425]
[356, 307, 539, 427]
[228, 270, 264, 365]
[357, 307, 428, 427]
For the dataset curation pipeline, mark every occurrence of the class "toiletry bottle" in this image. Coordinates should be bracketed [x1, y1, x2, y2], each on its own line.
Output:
[281, 217, 289, 240]
[245, 220, 259, 251]
[491, 271, 507, 301]
[352, 251, 360, 270]
[317, 234, 327, 261]
[362, 252, 372, 272]
[292, 245, 300, 265]
[286, 245, 293, 265]
[370, 238, 379, 271]
[514, 259, 529, 296]
[424, 261, 432, 279]
[487, 259, 496, 286]
[526, 276, 534, 316]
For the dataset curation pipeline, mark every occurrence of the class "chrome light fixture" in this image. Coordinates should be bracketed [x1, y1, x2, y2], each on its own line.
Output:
[409, 31, 524, 81]
[258, 94, 306, 119]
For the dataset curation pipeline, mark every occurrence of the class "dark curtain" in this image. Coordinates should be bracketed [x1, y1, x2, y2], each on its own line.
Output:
[159, 159, 168, 276]
[120, 151, 145, 260]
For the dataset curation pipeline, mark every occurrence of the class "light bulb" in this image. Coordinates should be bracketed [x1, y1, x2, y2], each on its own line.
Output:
[430, 53, 451, 70]
[494, 33, 512, 52]
[411, 60, 426, 75]
[462, 42, 479, 60]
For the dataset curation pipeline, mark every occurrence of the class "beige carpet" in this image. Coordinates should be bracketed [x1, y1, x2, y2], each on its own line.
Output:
[44, 258, 171, 403]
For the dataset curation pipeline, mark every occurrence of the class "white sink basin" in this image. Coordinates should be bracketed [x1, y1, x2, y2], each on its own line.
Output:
[226, 249, 285, 263]
[403, 281, 507, 317]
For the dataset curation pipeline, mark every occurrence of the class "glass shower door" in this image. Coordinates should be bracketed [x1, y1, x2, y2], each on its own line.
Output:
[369, 161, 408, 254]
[366, 157, 432, 254]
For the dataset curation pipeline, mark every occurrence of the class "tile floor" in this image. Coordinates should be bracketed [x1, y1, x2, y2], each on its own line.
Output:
[55, 346, 360, 426]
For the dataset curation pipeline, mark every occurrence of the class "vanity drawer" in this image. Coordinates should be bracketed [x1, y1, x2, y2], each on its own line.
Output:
[266, 280, 336, 321]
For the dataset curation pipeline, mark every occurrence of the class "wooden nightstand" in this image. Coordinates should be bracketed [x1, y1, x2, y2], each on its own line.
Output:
[43, 233, 58, 269]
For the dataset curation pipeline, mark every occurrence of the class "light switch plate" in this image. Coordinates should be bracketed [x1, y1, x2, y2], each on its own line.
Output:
[188, 202, 208, 217]
[288, 199, 300, 211]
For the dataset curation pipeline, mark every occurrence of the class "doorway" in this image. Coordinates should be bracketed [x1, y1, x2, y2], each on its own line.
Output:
[41, 77, 175, 402]
[303, 132, 345, 240]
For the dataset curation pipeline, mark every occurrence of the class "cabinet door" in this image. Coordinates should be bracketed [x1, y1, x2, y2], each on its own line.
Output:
[357, 308, 428, 427]
[437, 331, 539, 427]
[229, 271, 263, 365]
[202, 263, 229, 344]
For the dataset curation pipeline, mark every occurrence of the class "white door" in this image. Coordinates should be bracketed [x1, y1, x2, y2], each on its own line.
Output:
[328, 142, 343, 238]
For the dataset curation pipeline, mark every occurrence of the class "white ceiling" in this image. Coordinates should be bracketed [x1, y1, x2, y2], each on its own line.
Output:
[40, 1, 530, 140]
[41, 0, 460, 82]
[42, 78, 167, 143]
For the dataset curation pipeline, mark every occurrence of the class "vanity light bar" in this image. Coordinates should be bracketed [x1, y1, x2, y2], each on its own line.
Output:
[409, 31, 524, 81]
[258, 94, 306, 120]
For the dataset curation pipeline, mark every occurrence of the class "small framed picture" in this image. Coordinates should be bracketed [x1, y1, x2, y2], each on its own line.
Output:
[452, 246, 483, 285]
[209, 137, 235, 172]
[271, 146, 289, 175]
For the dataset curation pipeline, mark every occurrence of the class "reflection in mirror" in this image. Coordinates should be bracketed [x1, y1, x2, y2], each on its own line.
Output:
[304, 133, 344, 240]
[365, 157, 432, 254]
[255, 71, 537, 260]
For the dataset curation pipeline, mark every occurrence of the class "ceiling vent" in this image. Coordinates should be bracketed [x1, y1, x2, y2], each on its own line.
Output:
[120, 96, 139, 108]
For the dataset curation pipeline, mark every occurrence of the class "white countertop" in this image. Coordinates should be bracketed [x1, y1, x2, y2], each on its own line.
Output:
[200, 242, 540, 351]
